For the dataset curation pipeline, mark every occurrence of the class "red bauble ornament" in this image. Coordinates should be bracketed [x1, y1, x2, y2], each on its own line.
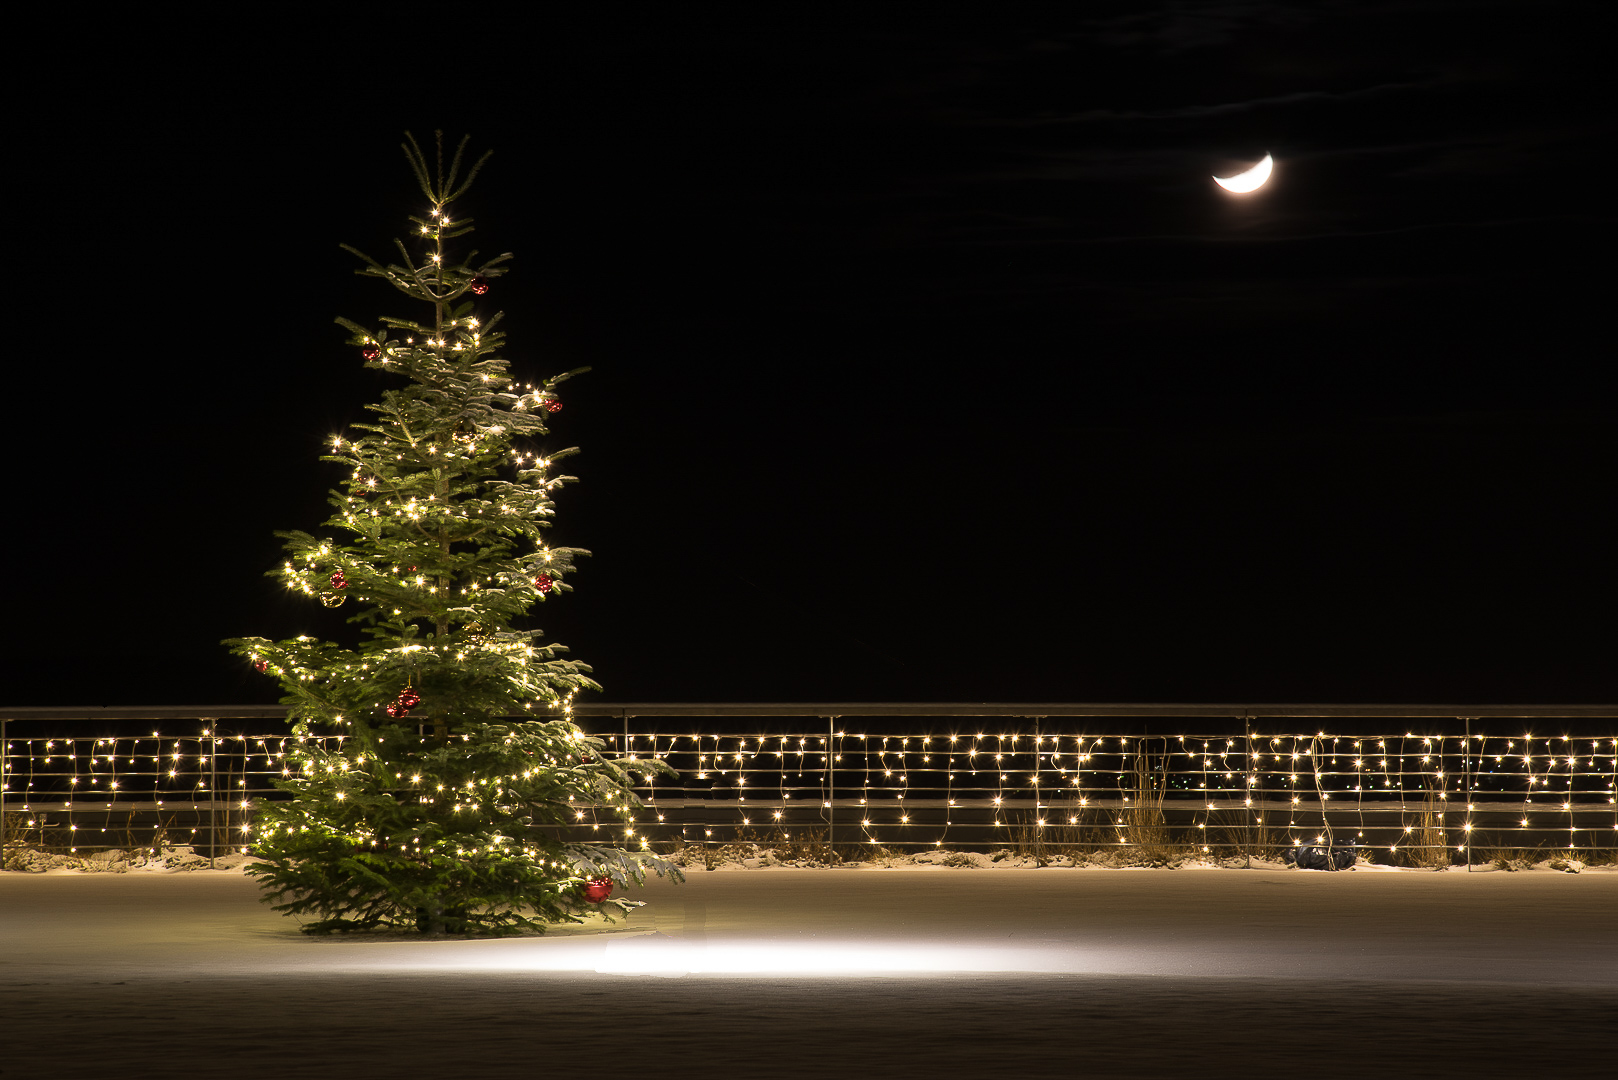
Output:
[254, 660, 268, 674]
[386, 686, 422, 718]
[330, 569, 348, 590]
[361, 344, 381, 361]
[583, 877, 613, 903]
[544, 398, 563, 413]
[469, 276, 489, 295]
[534, 573, 554, 594]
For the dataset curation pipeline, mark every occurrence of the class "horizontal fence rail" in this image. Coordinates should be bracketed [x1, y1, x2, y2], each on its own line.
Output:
[3, 705, 1615, 866]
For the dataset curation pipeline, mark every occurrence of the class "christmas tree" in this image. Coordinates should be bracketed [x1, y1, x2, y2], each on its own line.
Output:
[225, 132, 679, 935]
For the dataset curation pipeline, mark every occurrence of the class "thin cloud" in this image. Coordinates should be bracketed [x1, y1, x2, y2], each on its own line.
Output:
[971, 81, 1430, 127]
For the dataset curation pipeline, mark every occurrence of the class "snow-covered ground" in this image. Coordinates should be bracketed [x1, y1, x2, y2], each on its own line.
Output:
[3, 858, 1615, 1078]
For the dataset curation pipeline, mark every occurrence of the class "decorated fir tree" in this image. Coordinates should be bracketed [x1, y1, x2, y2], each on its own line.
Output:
[225, 132, 678, 935]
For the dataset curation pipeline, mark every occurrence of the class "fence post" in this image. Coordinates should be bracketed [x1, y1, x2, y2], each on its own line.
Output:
[204, 718, 218, 869]
[1244, 714, 1253, 870]
[1033, 716, 1043, 864]
[826, 716, 835, 854]
[1464, 717, 1471, 873]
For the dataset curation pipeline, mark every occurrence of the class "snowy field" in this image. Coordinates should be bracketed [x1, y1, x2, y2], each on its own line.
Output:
[3, 862, 1615, 1079]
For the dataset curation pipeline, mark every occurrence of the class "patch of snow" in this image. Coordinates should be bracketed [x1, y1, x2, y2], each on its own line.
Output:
[1, 844, 269, 875]
[5, 842, 1612, 878]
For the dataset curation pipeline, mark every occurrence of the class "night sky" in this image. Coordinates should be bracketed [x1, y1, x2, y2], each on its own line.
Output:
[13, 4, 1613, 708]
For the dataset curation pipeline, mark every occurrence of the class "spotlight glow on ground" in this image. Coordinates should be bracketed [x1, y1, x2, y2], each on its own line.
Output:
[593, 935, 1053, 976]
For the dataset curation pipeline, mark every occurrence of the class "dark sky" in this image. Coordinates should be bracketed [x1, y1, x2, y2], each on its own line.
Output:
[11, 3, 1613, 707]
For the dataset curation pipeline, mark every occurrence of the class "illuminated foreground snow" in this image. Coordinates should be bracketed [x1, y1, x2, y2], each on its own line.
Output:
[2, 866, 1614, 1078]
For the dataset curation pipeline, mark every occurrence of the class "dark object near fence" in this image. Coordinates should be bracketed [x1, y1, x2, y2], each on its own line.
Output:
[1283, 844, 1357, 871]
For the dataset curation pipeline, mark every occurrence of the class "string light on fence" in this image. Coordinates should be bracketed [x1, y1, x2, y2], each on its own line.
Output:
[1, 720, 1614, 864]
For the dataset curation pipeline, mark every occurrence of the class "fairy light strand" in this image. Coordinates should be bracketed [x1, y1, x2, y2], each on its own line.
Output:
[3, 724, 1614, 860]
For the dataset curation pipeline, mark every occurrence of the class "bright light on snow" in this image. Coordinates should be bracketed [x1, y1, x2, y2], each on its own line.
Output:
[592, 936, 1045, 976]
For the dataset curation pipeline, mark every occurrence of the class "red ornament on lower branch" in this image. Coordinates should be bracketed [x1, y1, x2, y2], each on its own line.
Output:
[583, 877, 613, 903]
[361, 344, 381, 361]
[534, 573, 554, 593]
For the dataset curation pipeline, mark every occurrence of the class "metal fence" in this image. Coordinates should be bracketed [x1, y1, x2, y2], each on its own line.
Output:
[3, 704, 1615, 866]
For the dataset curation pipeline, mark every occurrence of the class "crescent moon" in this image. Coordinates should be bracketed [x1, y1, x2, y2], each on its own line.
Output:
[1213, 153, 1273, 193]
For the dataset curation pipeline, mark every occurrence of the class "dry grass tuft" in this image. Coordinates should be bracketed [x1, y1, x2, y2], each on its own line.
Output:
[1483, 840, 1540, 872]
[1394, 786, 1453, 869]
[660, 826, 845, 870]
[1209, 807, 1288, 862]
[1579, 846, 1618, 867]
[1032, 803, 1118, 865]
[1112, 743, 1192, 866]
